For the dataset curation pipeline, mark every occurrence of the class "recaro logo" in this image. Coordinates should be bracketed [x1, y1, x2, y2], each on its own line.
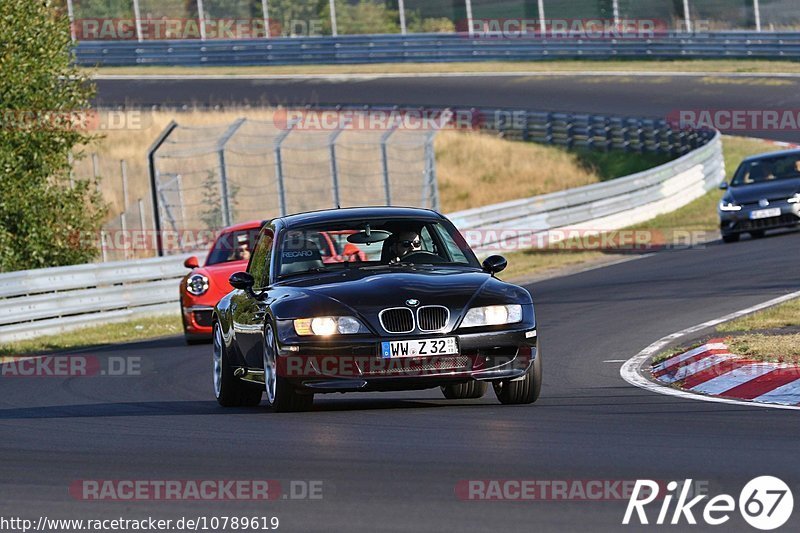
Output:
[283, 251, 314, 258]
[623, 477, 793, 529]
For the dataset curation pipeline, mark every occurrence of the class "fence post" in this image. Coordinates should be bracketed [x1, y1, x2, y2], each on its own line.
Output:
[682, 0, 692, 32]
[753, 0, 762, 32]
[138, 198, 146, 257]
[612, 0, 620, 27]
[91, 153, 100, 193]
[66, 0, 76, 42]
[538, 0, 546, 34]
[398, 0, 407, 35]
[329, 0, 338, 36]
[196, 0, 207, 41]
[465, 0, 474, 36]
[67, 151, 75, 188]
[147, 120, 178, 256]
[261, 0, 271, 38]
[424, 132, 439, 211]
[380, 123, 400, 206]
[119, 160, 129, 259]
[120, 160, 129, 211]
[216, 118, 246, 228]
[328, 121, 349, 209]
[100, 230, 108, 262]
[273, 120, 296, 216]
[132, 0, 143, 42]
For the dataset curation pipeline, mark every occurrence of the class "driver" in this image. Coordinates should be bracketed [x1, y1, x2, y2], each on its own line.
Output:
[389, 231, 421, 263]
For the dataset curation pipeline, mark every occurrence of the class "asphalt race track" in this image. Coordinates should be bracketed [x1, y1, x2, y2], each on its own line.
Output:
[2, 230, 799, 531]
[94, 73, 800, 143]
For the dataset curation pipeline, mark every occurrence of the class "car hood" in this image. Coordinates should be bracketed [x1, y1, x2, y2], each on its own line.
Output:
[728, 178, 800, 204]
[184, 260, 248, 304]
[272, 267, 532, 331]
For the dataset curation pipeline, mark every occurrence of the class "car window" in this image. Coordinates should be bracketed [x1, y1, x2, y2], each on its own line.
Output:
[433, 224, 469, 263]
[276, 220, 479, 279]
[248, 228, 274, 288]
[205, 228, 261, 266]
[732, 155, 800, 186]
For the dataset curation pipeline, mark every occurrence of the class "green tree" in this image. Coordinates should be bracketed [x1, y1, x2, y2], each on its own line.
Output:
[324, 1, 400, 35]
[0, 0, 106, 271]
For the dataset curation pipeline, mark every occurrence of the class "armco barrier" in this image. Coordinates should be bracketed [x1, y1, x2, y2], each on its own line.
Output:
[449, 131, 724, 253]
[0, 132, 723, 343]
[0, 255, 193, 343]
[75, 32, 800, 67]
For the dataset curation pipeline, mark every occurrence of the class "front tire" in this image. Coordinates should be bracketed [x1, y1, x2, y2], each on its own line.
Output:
[441, 381, 487, 400]
[263, 324, 314, 412]
[213, 323, 262, 407]
[493, 351, 542, 405]
[722, 233, 740, 243]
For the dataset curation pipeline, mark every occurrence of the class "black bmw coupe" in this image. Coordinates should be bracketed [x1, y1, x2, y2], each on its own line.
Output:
[212, 207, 540, 412]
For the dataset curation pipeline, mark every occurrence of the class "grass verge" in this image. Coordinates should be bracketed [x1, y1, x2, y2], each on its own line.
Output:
[653, 297, 800, 366]
[89, 59, 800, 77]
[0, 314, 183, 359]
[717, 297, 800, 333]
[435, 131, 669, 212]
[727, 334, 800, 364]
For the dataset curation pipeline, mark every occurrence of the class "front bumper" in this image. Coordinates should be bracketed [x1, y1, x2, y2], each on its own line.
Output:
[719, 203, 800, 235]
[274, 326, 538, 393]
[181, 304, 215, 336]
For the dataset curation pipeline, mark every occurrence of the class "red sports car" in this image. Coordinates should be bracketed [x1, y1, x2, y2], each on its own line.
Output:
[181, 221, 367, 344]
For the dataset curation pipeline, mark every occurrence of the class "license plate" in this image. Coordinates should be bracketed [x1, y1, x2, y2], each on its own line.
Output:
[750, 208, 781, 220]
[381, 337, 458, 359]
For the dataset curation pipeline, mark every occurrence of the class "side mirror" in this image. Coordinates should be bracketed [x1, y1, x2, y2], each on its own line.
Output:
[184, 256, 200, 269]
[482, 255, 508, 275]
[718, 181, 729, 190]
[229, 271, 255, 291]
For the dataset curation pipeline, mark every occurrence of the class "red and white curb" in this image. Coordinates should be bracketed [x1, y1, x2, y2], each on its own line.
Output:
[621, 290, 800, 411]
[652, 340, 800, 406]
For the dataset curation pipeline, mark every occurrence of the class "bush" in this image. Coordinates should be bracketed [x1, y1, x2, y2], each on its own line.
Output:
[0, 0, 106, 272]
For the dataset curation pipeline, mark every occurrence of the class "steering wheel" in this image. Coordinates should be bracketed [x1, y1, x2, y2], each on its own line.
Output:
[398, 251, 447, 264]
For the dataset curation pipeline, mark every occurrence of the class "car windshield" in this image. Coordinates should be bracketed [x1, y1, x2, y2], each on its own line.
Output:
[277, 219, 479, 278]
[205, 228, 261, 266]
[731, 154, 800, 186]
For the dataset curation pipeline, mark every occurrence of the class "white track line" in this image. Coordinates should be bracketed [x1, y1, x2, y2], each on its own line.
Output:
[92, 71, 800, 81]
[620, 290, 800, 411]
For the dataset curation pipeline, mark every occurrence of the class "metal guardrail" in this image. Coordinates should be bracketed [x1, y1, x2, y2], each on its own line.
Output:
[0, 130, 723, 343]
[75, 31, 800, 66]
[0, 255, 193, 343]
[450, 131, 724, 254]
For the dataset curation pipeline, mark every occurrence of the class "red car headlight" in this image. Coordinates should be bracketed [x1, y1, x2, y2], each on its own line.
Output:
[186, 274, 209, 296]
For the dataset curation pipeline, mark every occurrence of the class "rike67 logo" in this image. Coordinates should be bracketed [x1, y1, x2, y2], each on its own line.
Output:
[624, 477, 793, 530]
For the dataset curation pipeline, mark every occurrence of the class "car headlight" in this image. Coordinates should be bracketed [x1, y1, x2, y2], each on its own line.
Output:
[789, 193, 800, 204]
[293, 316, 365, 336]
[719, 200, 742, 212]
[186, 274, 209, 296]
[460, 305, 523, 328]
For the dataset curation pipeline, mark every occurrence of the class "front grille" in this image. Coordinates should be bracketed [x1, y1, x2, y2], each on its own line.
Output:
[735, 213, 799, 231]
[417, 306, 449, 332]
[379, 308, 415, 333]
[193, 310, 213, 327]
[360, 356, 471, 375]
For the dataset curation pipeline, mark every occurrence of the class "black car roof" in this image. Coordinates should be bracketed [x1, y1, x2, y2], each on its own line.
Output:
[277, 206, 444, 229]
[740, 148, 800, 164]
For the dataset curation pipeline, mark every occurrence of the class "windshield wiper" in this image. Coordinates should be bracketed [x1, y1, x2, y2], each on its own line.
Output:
[278, 267, 331, 280]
